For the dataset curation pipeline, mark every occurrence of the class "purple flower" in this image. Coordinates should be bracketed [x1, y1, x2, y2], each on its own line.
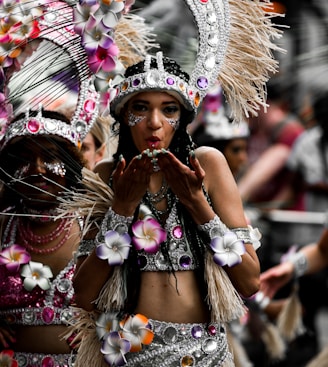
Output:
[210, 231, 246, 267]
[87, 43, 119, 74]
[101, 331, 131, 366]
[96, 230, 131, 265]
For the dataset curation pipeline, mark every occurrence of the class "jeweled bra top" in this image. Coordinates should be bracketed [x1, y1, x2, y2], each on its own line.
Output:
[0, 216, 76, 326]
[135, 198, 202, 272]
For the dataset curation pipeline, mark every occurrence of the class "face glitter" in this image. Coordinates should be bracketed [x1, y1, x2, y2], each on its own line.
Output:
[127, 111, 145, 127]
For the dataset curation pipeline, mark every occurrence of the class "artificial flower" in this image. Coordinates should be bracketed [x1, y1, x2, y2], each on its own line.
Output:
[101, 331, 130, 367]
[96, 311, 120, 340]
[96, 1, 125, 28]
[137, 204, 155, 221]
[73, 2, 100, 35]
[0, 349, 18, 367]
[210, 231, 246, 267]
[132, 218, 167, 254]
[96, 230, 131, 265]
[120, 313, 154, 352]
[87, 43, 119, 74]
[82, 17, 113, 54]
[93, 63, 124, 92]
[248, 225, 262, 251]
[20, 260, 53, 291]
[0, 244, 31, 272]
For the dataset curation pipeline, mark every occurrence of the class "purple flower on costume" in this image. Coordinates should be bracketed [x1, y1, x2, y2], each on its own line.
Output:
[132, 218, 167, 254]
[87, 43, 119, 74]
[96, 230, 131, 265]
[210, 231, 246, 267]
[0, 244, 31, 273]
[101, 331, 131, 366]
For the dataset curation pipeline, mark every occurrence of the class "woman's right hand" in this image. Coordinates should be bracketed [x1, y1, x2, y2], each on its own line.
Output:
[0, 325, 15, 349]
[260, 261, 294, 299]
[111, 154, 154, 216]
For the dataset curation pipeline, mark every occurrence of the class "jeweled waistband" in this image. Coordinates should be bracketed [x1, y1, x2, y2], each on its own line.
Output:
[125, 319, 232, 367]
[14, 352, 76, 367]
[0, 306, 74, 326]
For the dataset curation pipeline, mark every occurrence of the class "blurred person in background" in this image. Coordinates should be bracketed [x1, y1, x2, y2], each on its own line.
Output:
[238, 83, 305, 211]
[81, 116, 116, 170]
[284, 90, 328, 212]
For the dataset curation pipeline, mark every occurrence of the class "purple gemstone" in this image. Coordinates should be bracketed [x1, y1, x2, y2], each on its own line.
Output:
[166, 77, 175, 86]
[191, 325, 203, 339]
[172, 225, 183, 239]
[132, 78, 141, 87]
[197, 77, 208, 90]
[179, 255, 191, 269]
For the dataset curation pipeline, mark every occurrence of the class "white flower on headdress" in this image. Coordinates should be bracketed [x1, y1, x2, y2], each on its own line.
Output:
[96, 230, 131, 265]
[82, 18, 114, 54]
[96, 1, 125, 28]
[20, 261, 53, 291]
[210, 232, 246, 267]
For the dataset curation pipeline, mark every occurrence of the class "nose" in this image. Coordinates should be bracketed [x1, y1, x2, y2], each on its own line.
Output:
[147, 109, 163, 129]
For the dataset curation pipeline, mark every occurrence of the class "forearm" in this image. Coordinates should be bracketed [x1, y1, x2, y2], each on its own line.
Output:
[73, 250, 113, 311]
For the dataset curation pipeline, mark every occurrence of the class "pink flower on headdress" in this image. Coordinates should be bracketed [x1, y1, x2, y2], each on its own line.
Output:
[0, 244, 31, 273]
[0, 349, 18, 367]
[87, 43, 119, 74]
[132, 218, 167, 254]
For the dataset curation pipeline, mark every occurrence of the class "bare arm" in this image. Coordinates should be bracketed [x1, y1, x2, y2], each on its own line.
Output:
[260, 228, 328, 299]
[238, 144, 290, 203]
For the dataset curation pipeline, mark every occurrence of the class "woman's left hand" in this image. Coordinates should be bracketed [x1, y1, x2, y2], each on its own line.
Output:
[156, 150, 205, 205]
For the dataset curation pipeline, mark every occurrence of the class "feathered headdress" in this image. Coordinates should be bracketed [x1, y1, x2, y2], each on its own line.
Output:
[0, 0, 155, 148]
[111, 0, 283, 122]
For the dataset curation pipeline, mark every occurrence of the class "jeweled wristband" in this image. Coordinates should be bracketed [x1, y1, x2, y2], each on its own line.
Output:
[289, 251, 308, 278]
[101, 206, 134, 235]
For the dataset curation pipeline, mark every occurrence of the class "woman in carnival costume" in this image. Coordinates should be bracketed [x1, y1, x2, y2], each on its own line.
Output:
[0, 1, 153, 366]
[67, 0, 283, 366]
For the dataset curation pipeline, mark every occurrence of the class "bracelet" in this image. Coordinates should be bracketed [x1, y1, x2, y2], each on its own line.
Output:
[254, 291, 270, 310]
[289, 251, 308, 278]
[101, 207, 133, 235]
[198, 215, 228, 239]
[76, 239, 95, 258]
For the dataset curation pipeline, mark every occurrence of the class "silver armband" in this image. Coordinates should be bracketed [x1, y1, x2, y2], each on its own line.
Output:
[76, 239, 95, 258]
[289, 251, 308, 278]
[101, 206, 134, 235]
[198, 215, 228, 238]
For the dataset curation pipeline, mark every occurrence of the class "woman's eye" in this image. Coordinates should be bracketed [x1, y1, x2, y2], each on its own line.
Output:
[131, 103, 147, 113]
[164, 105, 180, 115]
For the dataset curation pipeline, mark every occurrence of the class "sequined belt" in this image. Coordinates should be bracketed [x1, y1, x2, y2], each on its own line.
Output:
[125, 319, 233, 367]
[0, 306, 74, 326]
[14, 352, 76, 367]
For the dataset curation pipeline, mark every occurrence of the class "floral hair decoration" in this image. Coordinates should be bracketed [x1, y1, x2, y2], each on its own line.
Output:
[0, 0, 154, 148]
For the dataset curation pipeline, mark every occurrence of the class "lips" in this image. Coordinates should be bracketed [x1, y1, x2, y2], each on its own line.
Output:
[146, 136, 160, 149]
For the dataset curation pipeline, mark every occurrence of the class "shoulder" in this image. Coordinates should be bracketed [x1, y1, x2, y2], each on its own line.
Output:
[194, 145, 226, 165]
